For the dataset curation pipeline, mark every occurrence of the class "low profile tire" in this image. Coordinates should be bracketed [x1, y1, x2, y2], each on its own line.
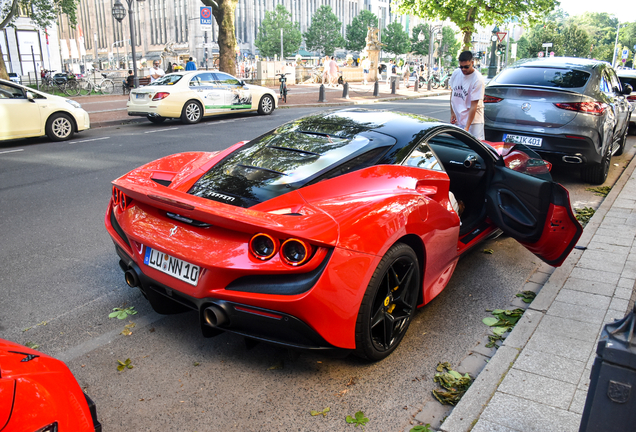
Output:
[46, 113, 74, 141]
[147, 115, 166, 124]
[181, 100, 203, 124]
[354, 243, 420, 361]
[258, 94, 275, 115]
[581, 144, 611, 185]
[615, 124, 629, 156]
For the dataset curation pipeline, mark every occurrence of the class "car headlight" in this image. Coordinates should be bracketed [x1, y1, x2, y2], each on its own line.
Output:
[65, 99, 82, 109]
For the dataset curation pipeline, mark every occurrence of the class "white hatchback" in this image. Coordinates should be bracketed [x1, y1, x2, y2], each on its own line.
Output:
[0, 78, 90, 142]
[127, 71, 278, 124]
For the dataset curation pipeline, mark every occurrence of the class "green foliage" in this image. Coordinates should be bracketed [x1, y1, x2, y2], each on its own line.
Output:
[24, 341, 39, 349]
[432, 362, 472, 405]
[303, 5, 345, 56]
[310, 407, 330, 417]
[586, 186, 612, 196]
[254, 4, 302, 59]
[516, 291, 537, 303]
[117, 358, 133, 371]
[383, 21, 411, 56]
[482, 308, 525, 347]
[410, 425, 432, 432]
[109, 306, 138, 320]
[1, 0, 78, 30]
[345, 10, 378, 52]
[411, 23, 431, 56]
[575, 207, 595, 226]
[345, 411, 369, 429]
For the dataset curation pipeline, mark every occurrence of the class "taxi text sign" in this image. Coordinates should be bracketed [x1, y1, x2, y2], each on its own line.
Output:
[200, 7, 212, 31]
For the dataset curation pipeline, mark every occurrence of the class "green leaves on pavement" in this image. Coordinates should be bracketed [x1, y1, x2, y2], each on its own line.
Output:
[410, 425, 432, 432]
[310, 407, 330, 417]
[575, 207, 595, 227]
[432, 362, 472, 405]
[346, 411, 369, 429]
[482, 308, 525, 348]
[109, 306, 138, 320]
[117, 358, 133, 371]
[516, 291, 537, 303]
[24, 341, 40, 350]
[586, 186, 611, 197]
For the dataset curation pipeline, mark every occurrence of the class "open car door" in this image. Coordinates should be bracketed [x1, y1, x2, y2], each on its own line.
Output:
[484, 144, 583, 267]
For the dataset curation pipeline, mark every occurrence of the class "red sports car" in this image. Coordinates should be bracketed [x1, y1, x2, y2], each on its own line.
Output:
[0, 339, 101, 431]
[105, 109, 582, 360]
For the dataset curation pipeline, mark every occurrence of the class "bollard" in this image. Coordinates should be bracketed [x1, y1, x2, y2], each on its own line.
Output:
[318, 84, 327, 103]
[580, 305, 636, 431]
[390, 76, 396, 94]
[373, 80, 379, 97]
[414, 74, 419, 93]
[342, 82, 349, 99]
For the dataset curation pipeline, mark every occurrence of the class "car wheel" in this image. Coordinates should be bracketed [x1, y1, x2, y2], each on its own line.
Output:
[46, 113, 75, 141]
[354, 243, 420, 361]
[581, 144, 611, 185]
[614, 125, 628, 156]
[258, 94, 275, 115]
[181, 100, 203, 124]
[147, 115, 166, 124]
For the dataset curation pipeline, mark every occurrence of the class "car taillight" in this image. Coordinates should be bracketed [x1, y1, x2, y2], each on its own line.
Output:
[627, 95, 636, 102]
[280, 239, 312, 266]
[553, 101, 607, 115]
[152, 92, 170, 101]
[483, 95, 503, 103]
[249, 233, 278, 260]
[112, 186, 132, 211]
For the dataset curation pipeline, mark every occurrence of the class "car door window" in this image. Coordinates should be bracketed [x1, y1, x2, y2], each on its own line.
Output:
[213, 72, 241, 86]
[403, 142, 444, 172]
[600, 72, 612, 94]
[607, 69, 621, 92]
[190, 73, 215, 87]
[0, 82, 25, 99]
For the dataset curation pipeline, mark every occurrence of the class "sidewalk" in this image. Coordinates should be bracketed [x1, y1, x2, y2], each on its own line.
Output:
[72, 81, 450, 128]
[438, 152, 636, 431]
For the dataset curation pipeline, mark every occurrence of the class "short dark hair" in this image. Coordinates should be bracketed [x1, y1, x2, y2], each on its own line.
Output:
[128, 70, 133, 74]
[189, 57, 193, 61]
[458, 51, 473, 62]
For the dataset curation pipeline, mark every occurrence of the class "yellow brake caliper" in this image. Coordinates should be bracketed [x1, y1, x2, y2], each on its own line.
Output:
[386, 285, 399, 314]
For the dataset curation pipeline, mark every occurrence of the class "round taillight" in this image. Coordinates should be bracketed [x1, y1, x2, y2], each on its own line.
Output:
[112, 186, 121, 206]
[280, 239, 312, 266]
[249, 233, 278, 260]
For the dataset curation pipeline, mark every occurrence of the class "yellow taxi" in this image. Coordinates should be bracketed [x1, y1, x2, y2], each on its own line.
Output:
[0, 78, 90, 142]
[127, 70, 278, 124]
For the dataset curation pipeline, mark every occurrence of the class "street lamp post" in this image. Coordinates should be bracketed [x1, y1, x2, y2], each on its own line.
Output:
[112, 0, 144, 87]
[487, 26, 499, 79]
[428, 24, 442, 91]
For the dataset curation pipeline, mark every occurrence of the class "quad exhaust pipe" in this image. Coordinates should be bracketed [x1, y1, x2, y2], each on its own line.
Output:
[203, 305, 229, 327]
[124, 268, 140, 287]
[562, 155, 583, 164]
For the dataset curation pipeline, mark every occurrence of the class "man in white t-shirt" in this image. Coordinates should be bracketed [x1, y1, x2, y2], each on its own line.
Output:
[149, 61, 165, 83]
[449, 51, 485, 140]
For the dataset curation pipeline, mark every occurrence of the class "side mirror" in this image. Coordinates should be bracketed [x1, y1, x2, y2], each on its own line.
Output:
[26, 91, 35, 101]
[239, 80, 246, 87]
[623, 83, 633, 96]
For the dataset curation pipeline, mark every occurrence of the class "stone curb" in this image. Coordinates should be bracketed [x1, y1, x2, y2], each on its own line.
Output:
[439, 153, 636, 432]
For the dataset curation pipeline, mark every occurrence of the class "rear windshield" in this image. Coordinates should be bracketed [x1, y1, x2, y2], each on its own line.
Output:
[493, 67, 590, 89]
[149, 74, 183, 86]
[618, 75, 636, 88]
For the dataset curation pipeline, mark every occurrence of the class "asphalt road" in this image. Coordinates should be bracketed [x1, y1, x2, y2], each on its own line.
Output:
[1, 97, 634, 432]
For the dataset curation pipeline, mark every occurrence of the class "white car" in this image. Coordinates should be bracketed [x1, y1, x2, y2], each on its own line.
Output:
[127, 70, 278, 124]
[0, 78, 90, 142]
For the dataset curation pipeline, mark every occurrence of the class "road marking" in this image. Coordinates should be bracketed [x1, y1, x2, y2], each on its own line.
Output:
[0, 149, 24, 155]
[66, 137, 110, 144]
[144, 127, 179, 134]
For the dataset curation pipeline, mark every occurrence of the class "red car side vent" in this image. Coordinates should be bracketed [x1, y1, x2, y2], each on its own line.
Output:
[553, 102, 607, 115]
[148, 194, 195, 210]
[483, 95, 503, 103]
[152, 92, 170, 101]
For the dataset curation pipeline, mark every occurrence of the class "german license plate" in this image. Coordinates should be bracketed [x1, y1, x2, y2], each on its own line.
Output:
[143, 246, 200, 286]
[503, 134, 542, 147]
[135, 93, 145, 99]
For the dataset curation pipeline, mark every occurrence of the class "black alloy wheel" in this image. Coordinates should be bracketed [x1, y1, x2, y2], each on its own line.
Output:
[181, 100, 203, 124]
[355, 243, 420, 361]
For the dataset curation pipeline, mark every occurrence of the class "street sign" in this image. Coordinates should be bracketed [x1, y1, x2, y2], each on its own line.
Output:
[200, 7, 212, 31]
[497, 32, 507, 43]
[542, 42, 553, 48]
[622, 48, 629, 59]
[550, 51, 555, 57]
[436, 33, 443, 40]
[538, 51, 544, 57]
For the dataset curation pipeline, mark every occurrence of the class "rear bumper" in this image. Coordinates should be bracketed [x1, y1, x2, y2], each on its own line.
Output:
[484, 126, 602, 165]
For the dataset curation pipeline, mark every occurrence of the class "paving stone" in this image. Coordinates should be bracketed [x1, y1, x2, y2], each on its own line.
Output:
[471, 335, 498, 358]
[498, 369, 577, 409]
[525, 330, 595, 363]
[599, 216, 628, 225]
[472, 419, 520, 432]
[622, 268, 636, 279]
[610, 297, 630, 313]
[414, 401, 453, 430]
[503, 309, 543, 350]
[604, 308, 628, 325]
[554, 289, 611, 309]
[578, 368, 591, 391]
[591, 234, 634, 247]
[569, 389, 588, 415]
[569, 267, 621, 285]
[562, 277, 616, 297]
[614, 287, 633, 300]
[586, 239, 631, 255]
[534, 314, 601, 343]
[480, 392, 581, 432]
[522, 281, 544, 293]
[576, 250, 626, 273]
[537, 262, 556, 275]
[513, 348, 586, 385]
[547, 301, 607, 326]
[509, 297, 531, 310]
[612, 198, 636, 209]
[528, 271, 551, 284]
[456, 352, 490, 378]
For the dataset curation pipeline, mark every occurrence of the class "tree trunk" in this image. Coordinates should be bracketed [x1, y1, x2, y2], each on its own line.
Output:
[462, 31, 473, 52]
[206, 0, 238, 75]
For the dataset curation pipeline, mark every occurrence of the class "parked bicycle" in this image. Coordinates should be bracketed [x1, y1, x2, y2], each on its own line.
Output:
[40, 70, 79, 96]
[78, 72, 115, 95]
[430, 71, 451, 89]
[276, 72, 290, 103]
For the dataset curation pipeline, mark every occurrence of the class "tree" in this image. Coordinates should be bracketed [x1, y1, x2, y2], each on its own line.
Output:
[438, 26, 461, 68]
[572, 12, 619, 61]
[382, 21, 411, 56]
[200, 0, 238, 74]
[303, 5, 345, 56]
[345, 9, 378, 52]
[561, 24, 590, 58]
[394, 0, 559, 50]
[410, 23, 431, 57]
[254, 4, 302, 59]
[0, 0, 78, 79]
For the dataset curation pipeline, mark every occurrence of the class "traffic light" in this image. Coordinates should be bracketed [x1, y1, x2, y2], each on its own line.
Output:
[496, 44, 503, 56]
